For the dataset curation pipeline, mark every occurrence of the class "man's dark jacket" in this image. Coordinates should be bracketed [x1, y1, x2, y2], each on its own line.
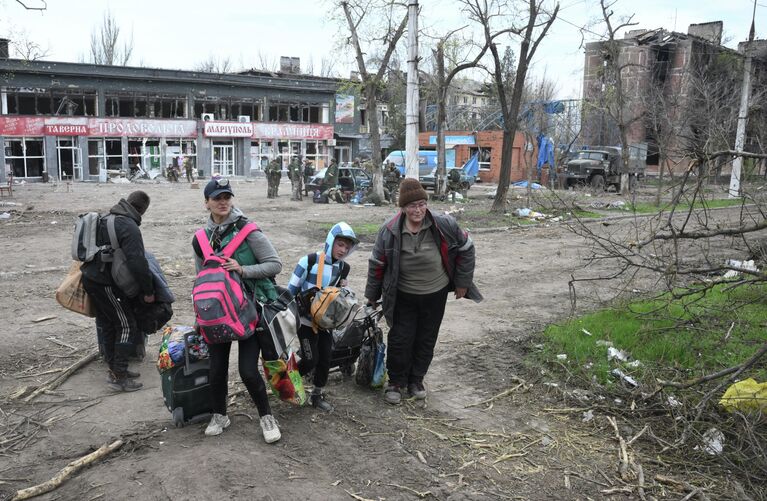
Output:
[80, 199, 154, 297]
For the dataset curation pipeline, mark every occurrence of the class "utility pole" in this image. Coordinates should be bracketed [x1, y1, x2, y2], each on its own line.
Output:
[729, 0, 757, 198]
[405, 0, 420, 179]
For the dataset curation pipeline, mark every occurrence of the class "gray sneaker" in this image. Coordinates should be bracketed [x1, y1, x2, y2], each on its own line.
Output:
[408, 382, 427, 400]
[205, 413, 231, 436]
[260, 414, 281, 443]
[384, 384, 402, 405]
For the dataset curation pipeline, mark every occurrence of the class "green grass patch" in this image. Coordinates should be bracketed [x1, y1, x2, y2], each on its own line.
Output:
[573, 209, 602, 219]
[626, 198, 745, 214]
[540, 283, 767, 387]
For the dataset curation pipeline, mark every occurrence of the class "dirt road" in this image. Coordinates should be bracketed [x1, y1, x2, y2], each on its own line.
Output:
[0, 179, 730, 500]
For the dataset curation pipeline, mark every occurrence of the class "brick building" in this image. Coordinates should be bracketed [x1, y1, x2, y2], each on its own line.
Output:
[581, 21, 767, 175]
[418, 130, 530, 184]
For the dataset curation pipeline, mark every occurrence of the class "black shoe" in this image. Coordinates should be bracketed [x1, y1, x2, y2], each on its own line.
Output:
[108, 378, 143, 392]
[310, 393, 334, 412]
[126, 369, 140, 379]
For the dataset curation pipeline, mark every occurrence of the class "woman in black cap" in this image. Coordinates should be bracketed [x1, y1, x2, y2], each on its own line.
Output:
[192, 178, 283, 443]
[364, 178, 482, 405]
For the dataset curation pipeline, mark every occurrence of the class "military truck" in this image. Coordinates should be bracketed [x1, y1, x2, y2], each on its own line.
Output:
[563, 144, 646, 192]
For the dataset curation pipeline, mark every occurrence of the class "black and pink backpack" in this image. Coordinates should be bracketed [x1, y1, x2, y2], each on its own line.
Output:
[192, 223, 259, 344]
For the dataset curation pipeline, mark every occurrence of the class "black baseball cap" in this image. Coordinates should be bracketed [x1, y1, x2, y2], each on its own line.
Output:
[204, 178, 234, 199]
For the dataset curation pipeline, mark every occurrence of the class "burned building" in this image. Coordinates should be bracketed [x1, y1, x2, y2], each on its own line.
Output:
[0, 44, 370, 183]
[581, 22, 767, 175]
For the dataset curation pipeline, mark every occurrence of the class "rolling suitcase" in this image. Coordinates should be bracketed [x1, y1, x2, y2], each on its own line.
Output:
[160, 331, 213, 428]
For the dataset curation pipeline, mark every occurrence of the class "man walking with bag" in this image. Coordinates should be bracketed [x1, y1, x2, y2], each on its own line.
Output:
[81, 191, 155, 392]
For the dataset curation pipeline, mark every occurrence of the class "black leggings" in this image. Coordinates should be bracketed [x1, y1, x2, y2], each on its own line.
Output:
[297, 325, 333, 388]
[208, 334, 271, 417]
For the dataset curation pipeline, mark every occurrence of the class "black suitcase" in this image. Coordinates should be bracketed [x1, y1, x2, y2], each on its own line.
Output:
[160, 331, 212, 428]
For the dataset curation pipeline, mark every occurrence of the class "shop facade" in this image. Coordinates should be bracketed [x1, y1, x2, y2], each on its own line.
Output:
[0, 58, 344, 182]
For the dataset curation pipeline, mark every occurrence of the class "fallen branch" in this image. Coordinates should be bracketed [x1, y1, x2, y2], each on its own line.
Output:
[465, 380, 528, 409]
[652, 340, 767, 394]
[655, 475, 710, 501]
[18, 349, 99, 402]
[344, 490, 375, 501]
[11, 439, 123, 500]
[606, 416, 630, 481]
[385, 483, 432, 498]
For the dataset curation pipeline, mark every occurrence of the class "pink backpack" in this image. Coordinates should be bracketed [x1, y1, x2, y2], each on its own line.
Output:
[193, 223, 260, 344]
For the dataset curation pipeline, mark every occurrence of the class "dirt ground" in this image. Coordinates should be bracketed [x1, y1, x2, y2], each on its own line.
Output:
[0, 178, 744, 500]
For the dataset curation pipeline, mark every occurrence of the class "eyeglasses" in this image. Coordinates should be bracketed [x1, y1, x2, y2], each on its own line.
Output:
[212, 193, 232, 201]
[405, 201, 427, 211]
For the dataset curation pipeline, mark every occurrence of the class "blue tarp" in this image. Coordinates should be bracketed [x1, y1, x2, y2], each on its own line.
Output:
[512, 181, 543, 189]
[462, 152, 480, 177]
[536, 135, 555, 175]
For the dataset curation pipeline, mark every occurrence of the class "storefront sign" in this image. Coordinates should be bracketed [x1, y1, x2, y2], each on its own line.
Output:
[0, 116, 197, 138]
[44, 117, 88, 136]
[428, 135, 476, 145]
[204, 121, 254, 137]
[91, 118, 197, 138]
[252, 122, 333, 140]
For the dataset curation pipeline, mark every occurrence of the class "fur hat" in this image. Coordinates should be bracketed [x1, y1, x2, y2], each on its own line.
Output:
[127, 190, 150, 215]
[398, 178, 428, 207]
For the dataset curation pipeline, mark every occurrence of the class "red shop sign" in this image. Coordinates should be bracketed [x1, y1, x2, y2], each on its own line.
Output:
[0, 116, 197, 138]
[252, 122, 334, 140]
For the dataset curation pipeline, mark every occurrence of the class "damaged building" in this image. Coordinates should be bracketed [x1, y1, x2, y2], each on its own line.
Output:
[581, 21, 767, 175]
[0, 44, 373, 183]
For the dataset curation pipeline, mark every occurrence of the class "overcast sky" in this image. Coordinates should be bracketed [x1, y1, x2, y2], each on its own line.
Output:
[1, 0, 764, 99]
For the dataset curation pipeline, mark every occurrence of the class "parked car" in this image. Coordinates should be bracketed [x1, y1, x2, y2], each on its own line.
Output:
[306, 167, 372, 195]
[419, 167, 476, 191]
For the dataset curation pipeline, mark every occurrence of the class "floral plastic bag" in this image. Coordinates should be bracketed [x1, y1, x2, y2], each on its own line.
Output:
[263, 352, 307, 405]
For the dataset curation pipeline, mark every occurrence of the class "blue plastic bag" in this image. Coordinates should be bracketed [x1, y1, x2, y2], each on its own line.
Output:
[371, 340, 386, 388]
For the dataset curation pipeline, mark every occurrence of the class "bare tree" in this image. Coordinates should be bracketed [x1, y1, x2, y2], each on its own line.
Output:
[254, 51, 278, 72]
[463, 0, 559, 212]
[427, 28, 497, 196]
[339, 0, 408, 201]
[14, 0, 47, 10]
[89, 10, 133, 66]
[193, 56, 234, 74]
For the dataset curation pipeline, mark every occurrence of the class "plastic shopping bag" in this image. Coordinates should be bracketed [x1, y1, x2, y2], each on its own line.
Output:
[263, 352, 307, 405]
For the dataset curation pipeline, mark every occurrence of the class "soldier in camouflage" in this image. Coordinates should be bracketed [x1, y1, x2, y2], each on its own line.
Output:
[384, 162, 401, 204]
[288, 155, 303, 201]
[265, 157, 282, 199]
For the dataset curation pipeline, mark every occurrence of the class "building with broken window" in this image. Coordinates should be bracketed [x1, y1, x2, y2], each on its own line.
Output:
[0, 44, 367, 182]
[581, 21, 767, 175]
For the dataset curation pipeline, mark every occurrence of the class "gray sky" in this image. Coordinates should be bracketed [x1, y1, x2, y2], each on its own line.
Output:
[1, 0, 764, 99]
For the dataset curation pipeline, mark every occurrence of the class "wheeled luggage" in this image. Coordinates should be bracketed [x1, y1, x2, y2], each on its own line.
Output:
[330, 305, 383, 376]
[159, 330, 212, 427]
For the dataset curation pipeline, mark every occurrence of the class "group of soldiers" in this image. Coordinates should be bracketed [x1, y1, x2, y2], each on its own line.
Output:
[265, 155, 316, 200]
[264, 154, 468, 205]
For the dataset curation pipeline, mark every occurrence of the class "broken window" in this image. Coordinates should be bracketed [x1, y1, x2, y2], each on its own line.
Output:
[4, 137, 45, 177]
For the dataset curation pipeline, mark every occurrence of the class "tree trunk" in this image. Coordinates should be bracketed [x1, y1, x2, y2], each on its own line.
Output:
[492, 128, 515, 211]
[435, 44, 447, 196]
[366, 83, 385, 199]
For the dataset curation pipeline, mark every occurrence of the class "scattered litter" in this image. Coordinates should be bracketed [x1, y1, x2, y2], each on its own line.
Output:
[625, 360, 642, 369]
[515, 208, 532, 217]
[611, 368, 638, 387]
[667, 395, 682, 408]
[613, 398, 623, 404]
[533, 344, 544, 350]
[540, 436, 553, 447]
[543, 382, 559, 388]
[719, 378, 767, 413]
[723, 259, 758, 279]
[595, 340, 613, 347]
[0, 212, 10, 219]
[582, 410, 594, 422]
[0, 201, 20, 207]
[583, 362, 593, 369]
[581, 328, 593, 336]
[607, 347, 629, 362]
[698, 427, 724, 455]
[110, 177, 131, 184]
[556, 354, 568, 361]
[51, 221, 57, 225]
